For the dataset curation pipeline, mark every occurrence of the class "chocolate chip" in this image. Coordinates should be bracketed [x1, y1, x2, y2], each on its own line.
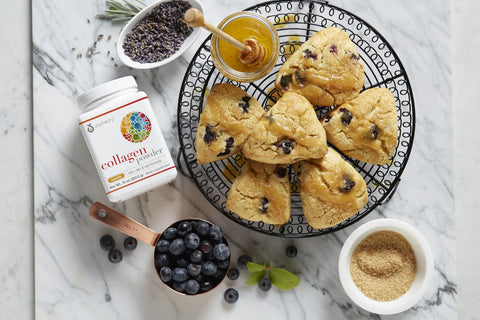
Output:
[259, 198, 269, 213]
[275, 166, 287, 178]
[329, 44, 338, 54]
[339, 108, 353, 125]
[238, 96, 251, 113]
[279, 74, 293, 90]
[340, 178, 355, 192]
[303, 49, 318, 60]
[216, 137, 235, 157]
[203, 125, 216, 144]
[370, 124, 379, 140]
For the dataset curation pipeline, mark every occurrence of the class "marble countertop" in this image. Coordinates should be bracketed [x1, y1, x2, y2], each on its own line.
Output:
[1, 0, 479, 319]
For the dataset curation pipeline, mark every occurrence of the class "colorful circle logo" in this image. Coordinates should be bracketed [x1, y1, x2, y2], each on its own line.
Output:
[121, 111, 151, 143]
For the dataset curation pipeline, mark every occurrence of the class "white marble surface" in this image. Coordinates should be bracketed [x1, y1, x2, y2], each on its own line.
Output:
[2, 0, 480, 318]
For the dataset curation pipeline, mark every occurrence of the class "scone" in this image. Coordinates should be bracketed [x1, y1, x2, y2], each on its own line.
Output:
[226, 159, 290, 225]
[275, 27, 364, 106]
[195, 83, 265, 164]
[242, 92, 328, 164]
[296, 148, 368, 229]
[320, 88, 398, 165]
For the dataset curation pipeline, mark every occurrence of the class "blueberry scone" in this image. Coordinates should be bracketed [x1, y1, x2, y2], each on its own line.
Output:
[275, 27, 364, 107]
[242, 92, 328, 164]
[195, 83, 265, 164]
[320, 88, 398, 165]
[295, 148, 368, 229]
[226, 159, 290, 225]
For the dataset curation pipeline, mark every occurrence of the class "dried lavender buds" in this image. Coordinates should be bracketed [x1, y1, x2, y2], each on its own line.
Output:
[122, 0, 193, 63]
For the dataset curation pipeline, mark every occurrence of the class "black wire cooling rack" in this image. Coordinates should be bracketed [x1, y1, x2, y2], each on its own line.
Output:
[177, 0, 415, 238]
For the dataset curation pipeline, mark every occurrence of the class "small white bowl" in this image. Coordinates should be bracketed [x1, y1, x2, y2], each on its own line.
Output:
[338, 218, 434, 315]
[116, 0, 204, 69]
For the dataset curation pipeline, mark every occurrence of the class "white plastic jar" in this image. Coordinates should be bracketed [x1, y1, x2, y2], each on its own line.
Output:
[77, 76, 177, 202]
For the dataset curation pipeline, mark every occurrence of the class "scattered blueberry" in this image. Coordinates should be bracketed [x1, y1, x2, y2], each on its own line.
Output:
[209, 225, 223, 241]
[169, 238, 186, 256]
[187, 263, 202, 277]
[185, 279, 200, 295]
[163, 227, 178, 240]
[155, 253, 170, 268]
[213, 243, 230, 261]
[190, 250, 203, 264]
[108, 249, 123, 263]
[227, 268, 239, 280]
[199, 240, 213, 254]
[286, 245, 298, 258]
[185, 233, 200, 250]
[123, 237, 137, 251]
[237, 254, 252, 270]
[202, 261, 218, 276]
[156, 239, 170, 253]
[194, 221, 210, 237]
[224, 288, 239, 304]
[258, 277, 272, 291]
[172, 268, 189, 282]
[99, 234, 115, 251]
[159, 266, 172, 282]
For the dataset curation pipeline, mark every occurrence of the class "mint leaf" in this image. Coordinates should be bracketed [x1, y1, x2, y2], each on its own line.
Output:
[268, 267, 300, 290]
[246, 261, 265, 272]
[246, 270, 266, 285]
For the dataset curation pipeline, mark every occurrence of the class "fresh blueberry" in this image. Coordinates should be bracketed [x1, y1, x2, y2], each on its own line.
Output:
[123, 237, 137, 251]
[163, 227, 178, 240]
[169, 238, 186, 256]
[187, 263, 202, 277]
[155, 253, 170, 268]
[177, 221, 193, 237]
[176, 258, 188, 268]
[194, 221, 210, 237]
[213, 243, 230, 261]
[258, 277, 272, 291]
[199, 240, 213, 254]
[108, 248, 122, 263]
[185, 279, 200, 295]
[237, 254, 252, 270]
[185, 233, 200, 250]
[204, 251, 215, 261]
[212, 268, 225, 280]
[209, 225, 223, 241]
[172, 281, 186, 293]
[159, 266, 172, 283]
[200, 280, 213, 292]
[190, 250, 203, 264]
[217, 259, 230, 270]
[227, 268, 239, 280]
[99, 234, 115, 251]
[202, 261, 217, 276]
[172, 267, 189, 282]
[224, 288, 239, 303]
[156, 239, 170, 253]
[286, 245, 298, 258]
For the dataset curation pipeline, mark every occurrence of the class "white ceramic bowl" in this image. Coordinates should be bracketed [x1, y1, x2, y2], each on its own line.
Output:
[116, 0, 204, 69]
[338, 218, 434, 315]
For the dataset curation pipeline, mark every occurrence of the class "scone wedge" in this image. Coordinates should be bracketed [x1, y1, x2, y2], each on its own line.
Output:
[320, 88, 398, 165]
[242, 92, 328, 164]
[226, 159, 290, 225]
[275, 27, 364, 107]
[195, 83, 265, 164]
[296, 148, 368, 229]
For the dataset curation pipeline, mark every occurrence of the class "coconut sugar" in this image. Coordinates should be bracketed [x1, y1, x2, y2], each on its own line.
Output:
[350, 231, 417, 301]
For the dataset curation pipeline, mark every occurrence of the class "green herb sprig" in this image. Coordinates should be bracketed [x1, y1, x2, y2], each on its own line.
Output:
[96, 0, 146, 22]
[246, 261, 300, 290]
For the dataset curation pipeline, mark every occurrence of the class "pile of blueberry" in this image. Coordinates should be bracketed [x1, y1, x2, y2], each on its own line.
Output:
[154, 219, 230, 295]
[99, 234, 138, 263]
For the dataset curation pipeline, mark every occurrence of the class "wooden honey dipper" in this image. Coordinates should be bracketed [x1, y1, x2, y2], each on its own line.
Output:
[184, 8, 265, 65]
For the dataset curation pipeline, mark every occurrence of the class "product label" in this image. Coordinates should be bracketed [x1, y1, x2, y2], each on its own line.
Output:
[79, 96, 175, 197]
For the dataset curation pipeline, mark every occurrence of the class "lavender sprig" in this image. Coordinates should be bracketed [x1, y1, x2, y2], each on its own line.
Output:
[96, 0, 146, 22]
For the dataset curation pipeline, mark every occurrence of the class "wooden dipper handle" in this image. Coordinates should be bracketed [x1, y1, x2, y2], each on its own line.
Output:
[184, 8, 250, 53]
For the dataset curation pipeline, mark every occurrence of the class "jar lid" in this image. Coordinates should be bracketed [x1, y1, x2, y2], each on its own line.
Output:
[76, 76, 138, 110]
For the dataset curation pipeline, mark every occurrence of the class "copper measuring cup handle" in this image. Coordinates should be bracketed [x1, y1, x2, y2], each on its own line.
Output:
[90, 202, 160, 247]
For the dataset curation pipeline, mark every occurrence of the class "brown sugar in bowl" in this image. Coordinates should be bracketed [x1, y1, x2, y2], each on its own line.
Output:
[338, 219, 434, 315]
